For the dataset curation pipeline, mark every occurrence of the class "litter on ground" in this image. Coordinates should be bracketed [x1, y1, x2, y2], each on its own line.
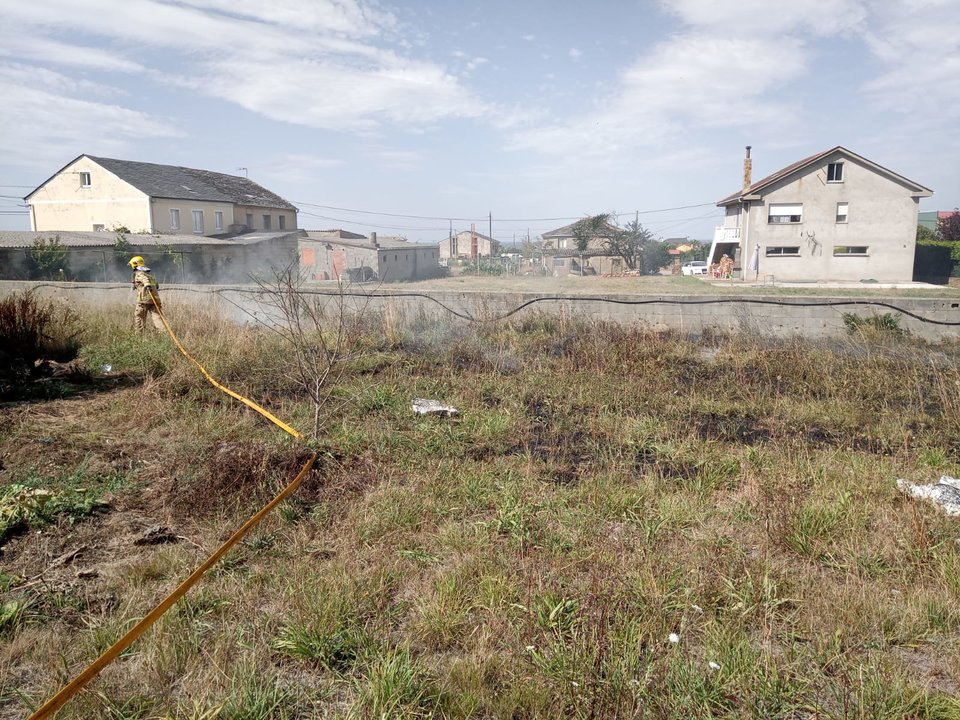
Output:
[896, 476, 960, 516]
[412, 398, 458, 418]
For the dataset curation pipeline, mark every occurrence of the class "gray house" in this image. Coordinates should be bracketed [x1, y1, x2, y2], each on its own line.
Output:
[540, 219, 624, 277]
[299, 230, 443, 283]
[712, 146, 933, 282]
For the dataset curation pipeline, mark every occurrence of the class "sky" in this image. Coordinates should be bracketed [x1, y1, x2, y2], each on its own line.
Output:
[1, 0, 958, 244]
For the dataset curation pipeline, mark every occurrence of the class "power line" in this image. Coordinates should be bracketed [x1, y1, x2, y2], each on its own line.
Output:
[298, 210, 448, 232]
[292, 200, 716, 223]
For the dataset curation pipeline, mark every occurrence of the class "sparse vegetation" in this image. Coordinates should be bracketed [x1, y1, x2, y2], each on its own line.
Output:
[2, 299, 960, 718]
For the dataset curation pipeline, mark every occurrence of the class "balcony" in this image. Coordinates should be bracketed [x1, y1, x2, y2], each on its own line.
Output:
[713, 226, 741, 243]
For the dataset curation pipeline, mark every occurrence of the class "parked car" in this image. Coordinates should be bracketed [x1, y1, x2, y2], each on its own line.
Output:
[681, 260, 708, 276]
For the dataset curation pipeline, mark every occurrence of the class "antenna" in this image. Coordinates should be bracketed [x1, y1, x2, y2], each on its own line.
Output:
[237, 167, 248, 179]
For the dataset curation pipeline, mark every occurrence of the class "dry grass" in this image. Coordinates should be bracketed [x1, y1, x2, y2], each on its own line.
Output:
[2, 301, 960, 718]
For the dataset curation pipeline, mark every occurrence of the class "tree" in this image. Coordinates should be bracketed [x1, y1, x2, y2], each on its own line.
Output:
[28, 235, 69, 280]
[917, 224, 937, 242]
[252, 263, 376, 439]
[639, 241, 672, 274]
[607, 219, 653, 271]
[569, 214, 659, 271]
[937, 211, 960, 242]
[570, 214, 613, 252]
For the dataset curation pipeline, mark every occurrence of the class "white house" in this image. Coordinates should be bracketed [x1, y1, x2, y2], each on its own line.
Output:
[711, 146, 933, 283]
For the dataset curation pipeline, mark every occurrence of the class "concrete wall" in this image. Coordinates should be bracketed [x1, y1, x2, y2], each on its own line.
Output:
[150, 198, 232, 235]
[232, 205, 298, 232]
[743, 151, 920, 283]
[29, 157, 151, 233]
[300, 240, 442, 283]
[0, 235, 299, 285]
[548, 254, 623, 277]
[5, 282, 957, 342]
[441, 231, 499, 259]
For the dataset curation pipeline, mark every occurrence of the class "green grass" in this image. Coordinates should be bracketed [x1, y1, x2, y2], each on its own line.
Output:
[3, 302, 960, 718]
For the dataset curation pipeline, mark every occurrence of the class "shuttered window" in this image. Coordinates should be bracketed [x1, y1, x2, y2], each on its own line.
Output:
[768, 204, 803, 224]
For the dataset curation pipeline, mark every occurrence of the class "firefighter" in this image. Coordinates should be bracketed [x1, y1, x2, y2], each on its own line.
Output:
[128, 256, 165, 335]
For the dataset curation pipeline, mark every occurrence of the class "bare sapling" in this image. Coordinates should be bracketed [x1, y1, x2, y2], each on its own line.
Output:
[252, 262, 378, 439]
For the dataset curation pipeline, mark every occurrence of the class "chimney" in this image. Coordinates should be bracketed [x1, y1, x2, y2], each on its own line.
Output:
[370, 231, 378, 247]
[743, 145, 752, 189]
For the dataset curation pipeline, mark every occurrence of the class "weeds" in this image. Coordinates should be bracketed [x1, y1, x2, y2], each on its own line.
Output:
[3, 304, 960, 718]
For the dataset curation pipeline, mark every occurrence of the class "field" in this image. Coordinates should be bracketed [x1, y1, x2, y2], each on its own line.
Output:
[2, 295, 960, 719]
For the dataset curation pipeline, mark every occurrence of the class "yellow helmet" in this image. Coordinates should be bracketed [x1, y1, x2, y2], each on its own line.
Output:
[128, 256, 145, 268]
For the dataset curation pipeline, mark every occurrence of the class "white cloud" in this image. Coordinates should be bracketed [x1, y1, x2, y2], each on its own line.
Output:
[0, 63, 181, 171]
[860, 0, 960, 110]
[568, 48, 583, 61]
[0, 0, 485, 134]
[660, 0, 867, 35]
[0, 29, 144, 73]
[523, 34, 536, 42]
[465, 57, 489, 73]
[510, 34, 805, 158]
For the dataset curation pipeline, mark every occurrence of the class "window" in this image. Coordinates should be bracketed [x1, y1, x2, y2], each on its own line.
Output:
[192, 209, 204, 233]
[92, 223, 105, 231]
[79, 172, 91, 188]
[169, 208, 180, 230]
[833, 246, 868, 256]
[836, 202, 848, 223]
[827, 162, 844, 183]
[262, 214, 271, 230]
[278, 215, 286, 230]
[554, 258, 566, 267]
[215, 211, 223, 231]
[766, 246, 800, 256]
[246, 212, 254, 229]
[768, 204, 803, 224]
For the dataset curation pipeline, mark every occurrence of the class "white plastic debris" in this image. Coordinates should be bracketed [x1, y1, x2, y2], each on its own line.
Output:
[101, 364, 112, 373]
[691, 604, 704, 614]
[412, 398, 458, 418]
[668, 633, 680, 644]
[896, 476, 960, 516]
[708, 661, 721, 671]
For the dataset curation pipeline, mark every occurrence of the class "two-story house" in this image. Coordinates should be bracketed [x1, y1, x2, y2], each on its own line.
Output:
[25, 155, 298, 236]
[711, 146, 932, 283]
[540, 219, 623, 276]
[440, 229, 501, 260]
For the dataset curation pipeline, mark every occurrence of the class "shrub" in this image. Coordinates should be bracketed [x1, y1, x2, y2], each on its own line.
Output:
[0, 290, 83, 397]
[842, 311, 906, 337]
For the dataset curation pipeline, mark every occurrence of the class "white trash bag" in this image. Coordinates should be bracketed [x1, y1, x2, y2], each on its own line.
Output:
[896, 476, 960, 516]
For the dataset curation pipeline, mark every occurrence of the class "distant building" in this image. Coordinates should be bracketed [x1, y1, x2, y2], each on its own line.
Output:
[919, 210, 959, 231]
[299, 231, 443, 283]
[713, 146, 932, 282]
[440, 229, 500, 259]
[25, 155, 298, 236]
[540, 219, 624, 277]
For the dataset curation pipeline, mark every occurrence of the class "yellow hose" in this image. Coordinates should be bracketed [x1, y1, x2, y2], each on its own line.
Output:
[28, 291, 312, 719]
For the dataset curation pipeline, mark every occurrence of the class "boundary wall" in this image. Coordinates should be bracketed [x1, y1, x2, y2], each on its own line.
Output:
[3, 281, 959, 342]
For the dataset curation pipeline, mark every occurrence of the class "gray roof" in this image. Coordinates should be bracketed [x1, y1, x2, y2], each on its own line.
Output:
[542, 219, 619, 238]
[27, 155, 297, 210]
[717, 146, 933, 206]
[0, 230, 298, 249]
[454, 229, 498, 244]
